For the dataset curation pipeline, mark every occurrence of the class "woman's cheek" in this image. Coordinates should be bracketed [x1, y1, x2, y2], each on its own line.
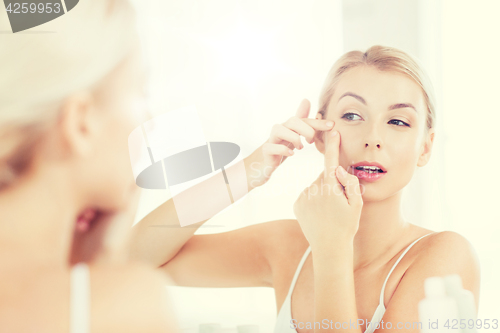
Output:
[338, 128, 359, 148]
[338, 131, 359, 163]
[392, 140, 421, 176]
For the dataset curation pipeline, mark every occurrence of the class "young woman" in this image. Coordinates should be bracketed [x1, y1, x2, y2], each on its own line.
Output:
[130, 46, 481, 333]
[1, 0, 182, 332]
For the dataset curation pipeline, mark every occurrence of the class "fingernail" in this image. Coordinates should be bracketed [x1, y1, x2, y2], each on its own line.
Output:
[326, 121, 333, 127]
[331, 130, 338, 136]
[289, 149, 294, 155]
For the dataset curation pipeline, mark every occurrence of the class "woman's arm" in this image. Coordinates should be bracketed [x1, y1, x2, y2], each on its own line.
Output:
[127, 154, 259, 268]
[128, 99, 335, 271]
[159, 220, 277, 288]
[313, 240, 360, 333]
[293, 128, 364, 333]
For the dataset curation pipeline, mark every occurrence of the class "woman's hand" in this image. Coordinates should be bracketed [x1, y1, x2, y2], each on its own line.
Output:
[244, 99, 334, 190]
[293, 128, 363, 250]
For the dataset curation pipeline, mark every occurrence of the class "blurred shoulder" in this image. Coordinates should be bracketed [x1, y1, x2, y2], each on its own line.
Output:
[0, 262, 178, 333]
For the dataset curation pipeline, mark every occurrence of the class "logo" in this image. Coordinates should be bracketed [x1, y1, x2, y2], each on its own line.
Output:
[128, 106, 248, 227]
[3, 0, 79, 33]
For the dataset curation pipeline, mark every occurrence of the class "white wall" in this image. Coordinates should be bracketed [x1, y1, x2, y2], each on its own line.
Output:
[441, 0, 500, 324]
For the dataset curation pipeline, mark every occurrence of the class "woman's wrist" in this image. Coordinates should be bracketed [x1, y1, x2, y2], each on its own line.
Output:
[243, 149, 264, 191]
[310, 236, 354, 258]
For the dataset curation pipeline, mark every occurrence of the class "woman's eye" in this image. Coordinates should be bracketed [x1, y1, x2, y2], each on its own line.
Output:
[342, 112, 411, 127]
[341, 112, 361, 121]
[389, 119, 411, 127]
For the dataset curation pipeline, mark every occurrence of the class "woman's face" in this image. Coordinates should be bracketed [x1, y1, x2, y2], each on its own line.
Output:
[73, 44, 152, 212]
[316, 65, 434, 201]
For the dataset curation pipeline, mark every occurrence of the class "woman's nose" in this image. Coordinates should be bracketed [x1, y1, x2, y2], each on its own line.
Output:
[365, 141, 381, 149]
[363, 128, 383, 150]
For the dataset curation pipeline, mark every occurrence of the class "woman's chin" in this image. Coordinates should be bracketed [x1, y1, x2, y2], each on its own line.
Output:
[358, 186, 391, 202]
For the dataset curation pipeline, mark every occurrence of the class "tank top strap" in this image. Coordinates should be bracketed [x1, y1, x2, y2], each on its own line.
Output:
[70, 262, 91, 333]
[378, 232, 436, 306]
[286, 245, 312, 299]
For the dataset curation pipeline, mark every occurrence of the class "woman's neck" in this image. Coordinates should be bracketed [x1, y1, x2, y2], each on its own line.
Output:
[353, 190, 411, 271]
[0, 163, 77, 270]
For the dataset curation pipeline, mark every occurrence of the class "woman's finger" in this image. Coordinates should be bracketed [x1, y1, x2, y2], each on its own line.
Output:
[335, 166, 363, 206]
[301, 118, 335, 133]
[282, 116, 316, 144]
[323, 129, 341, 189]
[283, 117, 334, 144]
[268, 124, 303, 149]
[295, 98, 311, 118]
[280, 117, 335, 145]
[262, 142, 295, 157]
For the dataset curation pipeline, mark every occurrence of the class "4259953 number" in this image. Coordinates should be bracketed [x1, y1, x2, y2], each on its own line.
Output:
[6, 2, 62, 14]
[444, 318, 498, 330]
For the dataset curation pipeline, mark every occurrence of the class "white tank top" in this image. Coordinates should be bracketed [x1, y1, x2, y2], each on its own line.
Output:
[273, 233, 435, 333]
[70, 262, 91, 333]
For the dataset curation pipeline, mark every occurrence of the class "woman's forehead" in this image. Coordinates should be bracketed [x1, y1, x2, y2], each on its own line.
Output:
[331, 66, 426, 112]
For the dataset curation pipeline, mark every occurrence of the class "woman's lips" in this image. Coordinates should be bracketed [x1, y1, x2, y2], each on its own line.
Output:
[351, 168, 387, 182]
[76, 208, 97, 233]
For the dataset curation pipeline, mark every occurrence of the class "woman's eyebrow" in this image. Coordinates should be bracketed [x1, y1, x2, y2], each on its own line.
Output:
[338, 92, 417, 113]
[389, 103, 417, 113]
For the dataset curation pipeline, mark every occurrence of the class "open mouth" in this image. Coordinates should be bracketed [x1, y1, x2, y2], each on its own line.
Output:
[353, 166, 386, 174]
[350, 164, 387, 182]
[76, 208, 100, 233]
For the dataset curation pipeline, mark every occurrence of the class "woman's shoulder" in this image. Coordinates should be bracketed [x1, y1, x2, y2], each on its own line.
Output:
[403, 226, 476, 261]
[412, 229, 480, 268]
[0, 261, 177, 333]
[400, 228, 481, 309]
[406, 228, 480, 291]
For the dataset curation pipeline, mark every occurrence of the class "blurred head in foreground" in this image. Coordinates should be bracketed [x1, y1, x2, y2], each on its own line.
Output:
[0, 0, 151, 264]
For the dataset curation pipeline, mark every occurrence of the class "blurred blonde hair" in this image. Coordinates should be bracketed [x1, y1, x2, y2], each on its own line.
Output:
[318, 45, 436, 131]
[0, 0, 138, 190]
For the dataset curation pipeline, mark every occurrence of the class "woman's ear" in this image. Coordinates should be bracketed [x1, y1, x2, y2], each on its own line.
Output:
[58, 91, 99, 159]
[417, 127, 435, 167]
[314, 111, 327, 154]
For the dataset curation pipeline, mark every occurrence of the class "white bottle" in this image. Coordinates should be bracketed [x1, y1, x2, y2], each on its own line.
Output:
[199, 323, 222, 333]
[236, 325, 260, 333]
[418, 276, 462, 333]
[443, 274, 478, 333]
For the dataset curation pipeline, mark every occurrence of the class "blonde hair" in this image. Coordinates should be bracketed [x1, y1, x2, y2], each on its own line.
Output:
[0, 0, 138, 190]
[318, 45, 436, 131]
